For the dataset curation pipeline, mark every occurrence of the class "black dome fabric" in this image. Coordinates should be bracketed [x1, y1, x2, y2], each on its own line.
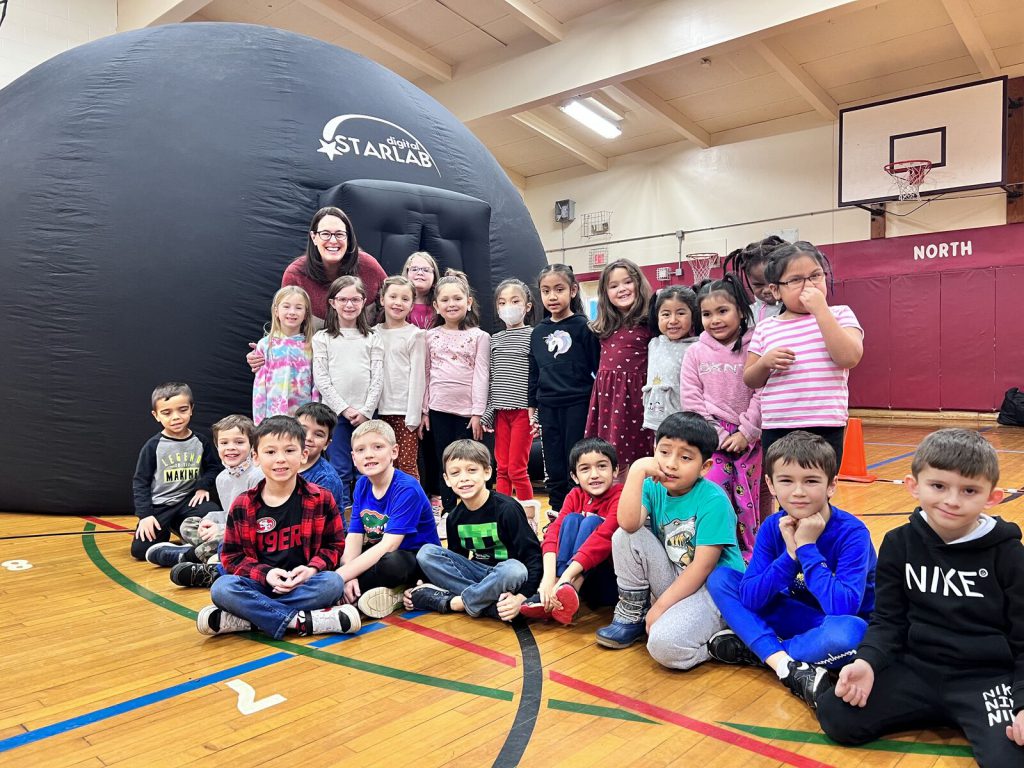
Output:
[0, 23, 546, 514]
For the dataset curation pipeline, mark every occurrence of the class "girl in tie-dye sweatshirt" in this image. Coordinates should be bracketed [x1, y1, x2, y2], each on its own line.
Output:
[252, 286, 317, 424]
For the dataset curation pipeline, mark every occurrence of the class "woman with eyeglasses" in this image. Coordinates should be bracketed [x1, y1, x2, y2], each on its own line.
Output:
[248, 207, 387, 372]
[743, 242, 864, 467]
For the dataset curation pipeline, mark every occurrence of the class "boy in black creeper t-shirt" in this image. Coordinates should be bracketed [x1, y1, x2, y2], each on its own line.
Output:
[404, 439, 543, 621]
[196, 416, 360, 639]
[132, 382, 221, 561]
[817, 429, 1024, 766]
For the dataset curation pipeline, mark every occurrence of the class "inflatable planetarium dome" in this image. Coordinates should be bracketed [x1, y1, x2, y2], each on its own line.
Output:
[0, 23, 547, 514]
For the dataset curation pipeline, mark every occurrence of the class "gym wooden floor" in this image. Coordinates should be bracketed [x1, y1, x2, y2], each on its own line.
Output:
[2, 422, 1022, 768]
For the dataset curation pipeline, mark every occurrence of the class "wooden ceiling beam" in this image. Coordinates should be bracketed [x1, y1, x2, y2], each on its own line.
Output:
[941, 0, 1000, 77]
[753, 37, 837, 120]
[497, 0, 563, 43]
[610, 81, 712, 148]
[511, 112, 608, 171]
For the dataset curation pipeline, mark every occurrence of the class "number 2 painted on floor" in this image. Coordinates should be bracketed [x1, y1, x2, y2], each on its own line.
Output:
[226, 679, 286, 714]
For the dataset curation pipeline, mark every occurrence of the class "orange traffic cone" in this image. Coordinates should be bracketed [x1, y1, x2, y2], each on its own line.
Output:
[837, 418, 877, 483]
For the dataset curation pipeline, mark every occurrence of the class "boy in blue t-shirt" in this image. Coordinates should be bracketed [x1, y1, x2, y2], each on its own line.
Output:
[296, 402, 346, 511]
[707, 430, 877, 708]
[338, 419, 440, 618]
[596, 412, 745, 670]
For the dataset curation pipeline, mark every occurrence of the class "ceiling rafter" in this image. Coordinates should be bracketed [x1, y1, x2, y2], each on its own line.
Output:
[940, 0, 1000, 77]
[297, 0, 452, 82]
[118, 0, 211, 30]
[497, 0, 563, 43]
[609, 81, 712, 149]
[511, 112, 608, 172]
[752, 37, 838, 120]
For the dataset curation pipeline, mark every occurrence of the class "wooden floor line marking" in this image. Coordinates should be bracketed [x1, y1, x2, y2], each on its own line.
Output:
[383, 615, 518, 667]
[720, 722, 974, 757]
[80, 515, 132, 531]
[548, 670, 835, 768]
[547, 698, 659, 724]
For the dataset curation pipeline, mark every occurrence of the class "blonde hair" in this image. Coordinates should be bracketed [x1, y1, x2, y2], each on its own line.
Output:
[432, 269, 479, 329]
[351, 418, 397, 446]
[267, 286, 313, 356]
[403, 251, 440, 303]
[590, 258, 652, 339]
[380, 275, 416, 304]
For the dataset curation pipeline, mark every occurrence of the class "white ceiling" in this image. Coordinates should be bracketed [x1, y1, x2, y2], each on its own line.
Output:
[179, 0, 1024, 183]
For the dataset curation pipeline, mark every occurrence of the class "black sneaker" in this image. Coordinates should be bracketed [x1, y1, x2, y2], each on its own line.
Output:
[781, 660, 828, 708]
[170, 562, 220, 588]
[407, 583, 453, 614]
[145, 542, 192, 567]
[707, 630, 764, 667]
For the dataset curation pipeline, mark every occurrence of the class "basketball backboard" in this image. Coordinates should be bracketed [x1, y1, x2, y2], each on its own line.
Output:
[838, 77, 1006, 207]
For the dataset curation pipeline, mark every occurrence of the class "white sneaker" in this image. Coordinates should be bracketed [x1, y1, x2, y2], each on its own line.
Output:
[435, 510, 448, 540]
[519, 499, 541, 535]
[356, 586, 405, 619]
[305, 604, 361, 635]
[196, 604, 251, 635]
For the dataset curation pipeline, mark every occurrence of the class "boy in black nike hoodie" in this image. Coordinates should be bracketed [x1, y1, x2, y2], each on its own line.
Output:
[817, 429, 1024, 767]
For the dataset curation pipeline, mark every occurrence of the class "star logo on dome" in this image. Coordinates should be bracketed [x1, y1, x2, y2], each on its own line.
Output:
[317, 139, 341, 161]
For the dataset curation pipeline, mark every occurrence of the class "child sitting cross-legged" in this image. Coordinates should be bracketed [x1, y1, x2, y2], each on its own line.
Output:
[706, 430, 876, 707]
[519, 437, 622, 625]
[166, 414, 264, 588]
[817, 429, 1024, 766]
[337, 419, 440, 619]
[404, 439, 543, 621]
[196, 415, 360, 639]
[595, 411, 746, 670]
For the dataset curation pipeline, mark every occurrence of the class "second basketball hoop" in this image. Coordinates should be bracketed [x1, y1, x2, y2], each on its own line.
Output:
[883, 159, 933, 201]
[685, 252, 720, 283]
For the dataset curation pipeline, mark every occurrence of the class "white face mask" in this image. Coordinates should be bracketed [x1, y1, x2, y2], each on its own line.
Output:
[498, 305, 526, 326]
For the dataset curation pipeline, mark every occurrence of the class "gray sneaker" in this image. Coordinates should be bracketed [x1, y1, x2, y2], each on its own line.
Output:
[356, 586, 405, 618]
[145, 542, 192, 567]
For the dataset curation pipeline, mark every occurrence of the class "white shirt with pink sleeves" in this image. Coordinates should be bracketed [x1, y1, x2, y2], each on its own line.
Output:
[747, 305, 863, 429]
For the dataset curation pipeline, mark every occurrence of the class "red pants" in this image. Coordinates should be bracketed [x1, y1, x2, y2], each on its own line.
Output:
[380, 415, 420, 481]
[494, 409, 533, 500]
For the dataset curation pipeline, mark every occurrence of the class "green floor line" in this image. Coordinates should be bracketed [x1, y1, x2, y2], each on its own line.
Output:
[548, 698, 658, 724]
[82, 524, 513, 702]
[720, 722, 973, 757]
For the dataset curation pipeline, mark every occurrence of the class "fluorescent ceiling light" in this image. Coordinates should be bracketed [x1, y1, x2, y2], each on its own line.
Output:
[560, 98, 622, 139]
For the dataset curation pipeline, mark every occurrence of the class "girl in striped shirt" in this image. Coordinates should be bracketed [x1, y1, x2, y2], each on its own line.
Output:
[743, 242, 863, 467]
[483, 279, 541, 530]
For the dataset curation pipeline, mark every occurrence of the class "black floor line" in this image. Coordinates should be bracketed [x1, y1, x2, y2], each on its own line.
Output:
[493, 619, 542, 768]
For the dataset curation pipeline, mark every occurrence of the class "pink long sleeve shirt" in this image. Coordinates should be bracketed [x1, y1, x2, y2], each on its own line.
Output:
[423, 327, 490, 417]
[680, 330, 761, 443]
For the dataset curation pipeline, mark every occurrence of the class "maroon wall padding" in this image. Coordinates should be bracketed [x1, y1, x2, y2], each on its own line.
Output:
[995, 266, 1024, 402]
[835, 278, 890, 408]
[940, 269, 996, 410]
[887, 273, 942, 410]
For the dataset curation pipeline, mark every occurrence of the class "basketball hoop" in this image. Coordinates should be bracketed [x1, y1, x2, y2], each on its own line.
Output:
[883, 159, 932, 201]
[685, 253, 720, 283]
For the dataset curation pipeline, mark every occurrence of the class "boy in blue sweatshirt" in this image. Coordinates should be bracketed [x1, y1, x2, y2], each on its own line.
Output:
[706, 430, 876, 707]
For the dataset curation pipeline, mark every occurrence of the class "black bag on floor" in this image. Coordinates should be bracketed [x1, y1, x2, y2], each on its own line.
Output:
[997, 387, 1024, 426]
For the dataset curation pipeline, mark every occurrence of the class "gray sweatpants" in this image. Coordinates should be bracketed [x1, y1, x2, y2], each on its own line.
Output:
[611, 526, 726, 670]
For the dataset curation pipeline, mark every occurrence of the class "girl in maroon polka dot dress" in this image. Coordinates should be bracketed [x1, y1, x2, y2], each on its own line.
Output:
[586, 259, 653, 477]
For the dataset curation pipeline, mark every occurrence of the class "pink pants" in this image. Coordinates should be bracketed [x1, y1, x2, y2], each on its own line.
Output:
[494, 409, 534, 500]
[704, 421, 762, 560]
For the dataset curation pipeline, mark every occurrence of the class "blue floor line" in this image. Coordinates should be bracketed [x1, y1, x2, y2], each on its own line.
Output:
[0, 619, 393, 753]
[867, 450, 917, 470]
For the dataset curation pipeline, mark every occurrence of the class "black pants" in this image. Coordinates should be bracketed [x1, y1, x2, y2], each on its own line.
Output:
[428, 410, 474, 512]
[761, 425, 846, 471]
[131, 498, 220, 561]
[538, 401, 589, 513]
[817, 658, 1023, 768]
[357, 549, 421, 590]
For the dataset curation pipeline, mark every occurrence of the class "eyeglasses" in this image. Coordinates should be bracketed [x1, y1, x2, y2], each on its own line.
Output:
[332, 296, 364, 305]
[407, 266, 433, 275]
[315, 231, 348, 242]
[776, 271, 826, 289]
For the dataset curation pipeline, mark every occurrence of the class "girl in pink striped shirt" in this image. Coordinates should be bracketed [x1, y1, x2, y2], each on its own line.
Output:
[743, 242, 863, 467]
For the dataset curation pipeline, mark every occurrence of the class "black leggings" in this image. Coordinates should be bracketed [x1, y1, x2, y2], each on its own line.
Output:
[538, 401, 589, 513]
[357, 549, 421, 590]
[131, 498, 220, 560]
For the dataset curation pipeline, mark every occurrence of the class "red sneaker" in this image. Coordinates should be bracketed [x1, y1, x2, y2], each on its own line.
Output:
[551, 583, 580, 625]
[518, 599, 551, 621]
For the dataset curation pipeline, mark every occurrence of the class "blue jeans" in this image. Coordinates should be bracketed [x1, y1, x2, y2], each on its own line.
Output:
[210, 571, 345, 639]
[416, 544, 527, 617]
[553, 513, 616, 607]
[707, 566, 867, 668]
[326, 418, 355, 509]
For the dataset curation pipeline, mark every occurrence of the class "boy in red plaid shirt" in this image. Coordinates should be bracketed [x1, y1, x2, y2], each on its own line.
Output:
[197, 416, 360, 638]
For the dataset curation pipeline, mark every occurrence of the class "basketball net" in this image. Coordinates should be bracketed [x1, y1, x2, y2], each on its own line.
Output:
[686, 253, 720, 283]
[883, 159, 932, 201]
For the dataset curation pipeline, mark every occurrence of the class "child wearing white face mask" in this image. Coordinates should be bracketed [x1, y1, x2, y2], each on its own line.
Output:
[483, 279, 541, 531]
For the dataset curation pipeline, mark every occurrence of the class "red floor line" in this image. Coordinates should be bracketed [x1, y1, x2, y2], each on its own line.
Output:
[382, 615, 518, 667]
[80, 515, 132, 531]
[549, 670, 835, 768]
